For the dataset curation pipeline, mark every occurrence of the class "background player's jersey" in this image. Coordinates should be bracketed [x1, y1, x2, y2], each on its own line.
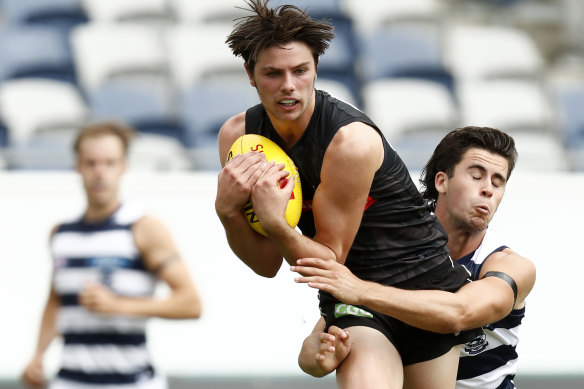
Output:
[456, 229, 524, 389]
[51, 204, 158, 386]
[245, 89, 449, 285]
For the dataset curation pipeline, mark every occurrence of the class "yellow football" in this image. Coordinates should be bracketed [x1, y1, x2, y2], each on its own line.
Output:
[226, 134, 302, 236]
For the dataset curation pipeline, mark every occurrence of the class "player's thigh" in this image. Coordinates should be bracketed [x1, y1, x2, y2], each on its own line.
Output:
[336, 326, 403, 389]
[403, 344, 460, 389]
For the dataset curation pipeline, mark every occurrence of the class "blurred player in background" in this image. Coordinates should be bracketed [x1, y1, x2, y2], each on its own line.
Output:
[215, 1, 481, 387]
[295, 127, 536, 389]
[21, 121, 202, 389]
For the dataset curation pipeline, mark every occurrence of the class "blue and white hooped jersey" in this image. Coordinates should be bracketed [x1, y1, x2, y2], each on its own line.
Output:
[455, 228, 524, 389]
[51, 204, 158, 387]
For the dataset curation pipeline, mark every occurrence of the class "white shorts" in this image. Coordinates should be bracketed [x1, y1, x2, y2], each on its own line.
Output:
[49, 374, 167, 389]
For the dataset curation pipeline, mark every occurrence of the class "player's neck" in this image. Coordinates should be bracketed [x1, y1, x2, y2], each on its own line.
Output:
[447, 228, 486, 261]
[84, 199, 121, 223]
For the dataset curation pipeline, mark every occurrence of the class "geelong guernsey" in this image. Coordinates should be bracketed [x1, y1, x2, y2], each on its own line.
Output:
[456, 229, 524, 389]
[51, 204, 158, 386]
[245, 89, 450, 285]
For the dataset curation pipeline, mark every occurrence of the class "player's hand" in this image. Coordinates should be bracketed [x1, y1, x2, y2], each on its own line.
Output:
[299, 325, 351, 377]
[79, 282, 118, 314]
[21, 355, 46, 388]
[292, 258, 365, 305]
[216, 152, 269, 217]
[316, 326, 351, 373]
[250, 161, 295, 233]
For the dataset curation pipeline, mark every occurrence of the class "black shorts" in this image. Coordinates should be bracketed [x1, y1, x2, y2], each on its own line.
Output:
[318, 260, 483, 366]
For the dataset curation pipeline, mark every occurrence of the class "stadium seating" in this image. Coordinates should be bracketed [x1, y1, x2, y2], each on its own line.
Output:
[88, 79, 186, 145]
[358, 24, 453, 93]
[443, 24, 544, 82]
[128, 133, 193, 171]
[554, 83, 584, 171]
[0, 0, 88, 32]
[0, 78, 88, 146]
[70, 22, 168, 93]
[457, 79, 555, 133]
[167, 0, 247, 24]
[178, 77, 259, 169]
[81, 0, 172, 24]
[341, 0, 444, 33]
[165, 23, 245, 89]
[0, 0, 582, 172]
[362, 78, 458, 140]
[0, 25, 77, 84]
[315, 78, 358, 107]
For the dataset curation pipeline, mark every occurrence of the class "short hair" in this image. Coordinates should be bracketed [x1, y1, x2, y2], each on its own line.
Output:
[420, 126, 518, 211]
[226, 0, 335, 74]
[74, 121, 135, 157]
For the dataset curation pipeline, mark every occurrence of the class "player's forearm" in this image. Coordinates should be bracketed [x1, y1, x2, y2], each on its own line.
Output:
[114, 289, 202, 319]
[269, 224, 337, 267]
[34, 291, 60, 357]
[221, 211, 283, 277]
[359, 282, 468, 334]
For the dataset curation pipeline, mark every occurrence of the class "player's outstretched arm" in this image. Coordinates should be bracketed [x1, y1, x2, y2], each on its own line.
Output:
[293, 251, 535, 334]
[216, 113, 285, 277]
[79, 216, 202, 319]
[298, 317, 351, 377]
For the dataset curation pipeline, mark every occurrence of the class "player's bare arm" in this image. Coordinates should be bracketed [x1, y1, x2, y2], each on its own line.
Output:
[216, 113, 286, 277]
[257, 122, 384, 266]
[478, 248, 536, 310]
[80, 216, 202, 319]
[293, 249, 535, 334]
[22, 286, 60, 389]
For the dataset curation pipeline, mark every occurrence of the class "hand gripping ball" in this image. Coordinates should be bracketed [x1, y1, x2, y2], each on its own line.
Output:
[226, 134, 303, 236]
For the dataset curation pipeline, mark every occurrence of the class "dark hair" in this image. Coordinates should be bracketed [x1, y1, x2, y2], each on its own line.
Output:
[420, 126, 518, 210]
[74, 121, 134, 157]
[226, 0, 335, 74]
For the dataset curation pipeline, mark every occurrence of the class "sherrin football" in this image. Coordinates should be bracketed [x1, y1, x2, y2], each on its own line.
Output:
[226, 134, 302, 236]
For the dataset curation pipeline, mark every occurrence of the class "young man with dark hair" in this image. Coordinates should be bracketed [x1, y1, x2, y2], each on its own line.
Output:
[215, 2, 481, 387]
[295, 126, 536, 389]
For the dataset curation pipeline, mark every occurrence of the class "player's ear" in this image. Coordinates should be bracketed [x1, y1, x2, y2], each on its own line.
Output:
[244, 63, 255, 87]
[435, 171, 448, 194]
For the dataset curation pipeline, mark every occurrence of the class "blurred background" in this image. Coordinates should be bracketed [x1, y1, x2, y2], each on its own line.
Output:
[0, 0, 583, 388]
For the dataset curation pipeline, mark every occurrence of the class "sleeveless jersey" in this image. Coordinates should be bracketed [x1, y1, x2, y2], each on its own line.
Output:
[456, 229, 524, 389]
[51, 204, 159, 386]
[245, 89, 449, 285]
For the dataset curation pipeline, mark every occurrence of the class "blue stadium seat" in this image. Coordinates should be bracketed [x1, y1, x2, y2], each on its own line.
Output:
[358, 25, 453, 93]
[0, 26, 77, 84]
[280, 0, 342, 15]
[555, 84, 584, 171]
[0, 121, 9, 148]
[318, 13, 361, 105]
[1, 0, 88, 34]
[0, 78, 88, 146]
[88, 80, 186, 145]
[178, 77, 259, 169]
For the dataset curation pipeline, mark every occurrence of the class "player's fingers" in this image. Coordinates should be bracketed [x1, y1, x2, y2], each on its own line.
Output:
[258, 162, 285, 181]
[247, 160, 272, 185]
[225, 152, 263, 176]
[296, 257, 334, 269]
[318, 332, 335, 343]
[328, 326, 349, 340]
[291, 265, 325, 276]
